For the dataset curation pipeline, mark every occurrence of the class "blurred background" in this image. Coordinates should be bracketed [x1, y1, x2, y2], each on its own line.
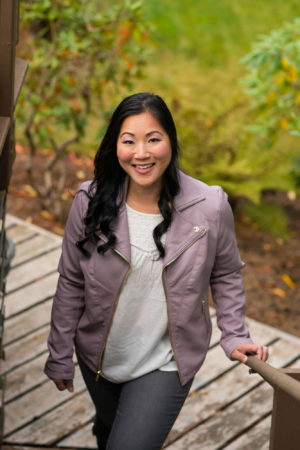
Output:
[7, 0, 300, 336]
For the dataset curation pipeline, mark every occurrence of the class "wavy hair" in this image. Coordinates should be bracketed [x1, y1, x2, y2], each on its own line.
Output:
[77, 92, 180, 258]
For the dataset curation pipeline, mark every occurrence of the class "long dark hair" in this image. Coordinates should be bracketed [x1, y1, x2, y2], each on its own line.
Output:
[77, 92, 180, 258]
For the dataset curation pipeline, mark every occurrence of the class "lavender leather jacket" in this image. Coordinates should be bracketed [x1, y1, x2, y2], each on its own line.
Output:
[44, 170, 252, 385]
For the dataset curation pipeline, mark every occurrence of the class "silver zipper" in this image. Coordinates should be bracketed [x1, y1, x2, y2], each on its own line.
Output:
[162, 227, 207, 385]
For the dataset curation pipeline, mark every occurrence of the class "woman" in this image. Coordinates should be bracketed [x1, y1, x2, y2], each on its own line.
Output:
[45, 92, 268, 450]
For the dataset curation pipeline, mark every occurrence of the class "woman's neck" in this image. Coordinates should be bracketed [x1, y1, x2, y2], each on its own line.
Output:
[126, 183, 161, 214]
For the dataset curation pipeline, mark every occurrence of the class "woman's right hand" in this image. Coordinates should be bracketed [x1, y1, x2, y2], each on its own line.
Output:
[52, 378, 74, 392]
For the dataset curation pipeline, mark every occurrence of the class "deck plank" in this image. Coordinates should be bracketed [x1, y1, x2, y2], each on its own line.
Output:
[6, 248, 61, 293]
[4, 368, 86, 436]
[1, 326, 49, 375]
[10, 234, 61, 268]
[168, 359, 299, 450]
[5, 224, 36, 244]
[4, 390, 94, 446]
[168, 383, 272, 450]
[2, 446, 63, 450]
[4, 299, 52, 345]
[224, 415, 271, 449]
[165, 339, 299, 445]
[5, 272, 59, 318]
[57, 422, 97, 448]
[4, 354, 49, 402]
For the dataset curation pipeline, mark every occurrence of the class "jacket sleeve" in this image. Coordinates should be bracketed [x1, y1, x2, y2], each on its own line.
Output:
[44, 190, 86, 380]
[210, 187, 252, 359]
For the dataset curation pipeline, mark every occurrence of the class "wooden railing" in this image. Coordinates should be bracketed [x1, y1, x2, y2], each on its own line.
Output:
[0, 0, 27, 442]
[247, 356, 300, 449]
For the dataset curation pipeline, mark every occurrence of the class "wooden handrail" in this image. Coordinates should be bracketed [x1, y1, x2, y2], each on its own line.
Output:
[247, 356, 300, 402]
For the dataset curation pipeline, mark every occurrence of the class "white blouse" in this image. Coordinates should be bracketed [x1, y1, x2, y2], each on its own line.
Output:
[101, 203, 177, 382]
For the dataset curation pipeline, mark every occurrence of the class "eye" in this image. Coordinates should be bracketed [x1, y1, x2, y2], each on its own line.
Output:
[122, 139, 134, 145]
[149, 137, 160, 143]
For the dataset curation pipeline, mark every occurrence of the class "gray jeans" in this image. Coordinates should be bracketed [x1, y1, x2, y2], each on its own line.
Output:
[78, 357, 193, 450]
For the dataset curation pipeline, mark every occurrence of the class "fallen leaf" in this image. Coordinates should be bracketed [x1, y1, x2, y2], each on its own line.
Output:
[61, 191, 71, 201]
[52, 225, 64, 235]
[270, 288, 286, 298]
[23, 184, 38, 197]
[15, 143, 26, 154]
[40, 210, 55, 220]
[281, 274, 296, 289]
[262, 244, 272, 251]
[76, 170, 86, 180]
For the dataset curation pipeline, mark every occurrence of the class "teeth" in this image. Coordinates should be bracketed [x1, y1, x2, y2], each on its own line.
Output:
[135, 164, 153, 169]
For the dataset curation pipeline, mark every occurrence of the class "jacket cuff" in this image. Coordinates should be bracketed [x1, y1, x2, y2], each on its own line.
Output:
[221, 336, 253, 360]
[44, 364, 75, 380]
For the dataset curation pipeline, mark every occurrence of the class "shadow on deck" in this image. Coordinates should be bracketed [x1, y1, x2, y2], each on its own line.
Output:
[1, 214, 300, 449]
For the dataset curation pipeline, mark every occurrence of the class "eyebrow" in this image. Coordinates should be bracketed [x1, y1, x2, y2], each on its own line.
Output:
[120, 130, 163, 138]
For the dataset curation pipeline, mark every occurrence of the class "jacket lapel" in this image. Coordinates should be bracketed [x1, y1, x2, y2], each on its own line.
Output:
[112, 203, 131, 263]
[163, 171, 207, 266]
[163, 208, 207, 267]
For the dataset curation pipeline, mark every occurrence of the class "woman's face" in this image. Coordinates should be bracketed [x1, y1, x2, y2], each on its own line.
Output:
[117, 111, 172, 193]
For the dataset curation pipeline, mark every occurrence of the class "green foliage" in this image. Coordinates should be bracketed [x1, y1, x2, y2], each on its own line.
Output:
[238, 201, 289, 239]
[136, 2, 300, 202]
[240, 17, 300, 188]
[17, 0, 150, 215]
[241, 17, 300, 137]
[143, 0, 300, 66]
[174, 101, 295, 203]
[18, 0, 149, 147]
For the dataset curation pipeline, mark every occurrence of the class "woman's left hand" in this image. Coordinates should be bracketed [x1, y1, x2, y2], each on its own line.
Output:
[230, 343, 269, 364]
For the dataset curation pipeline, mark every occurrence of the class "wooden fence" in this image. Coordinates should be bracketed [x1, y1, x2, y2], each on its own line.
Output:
[0, 0, 27, 442]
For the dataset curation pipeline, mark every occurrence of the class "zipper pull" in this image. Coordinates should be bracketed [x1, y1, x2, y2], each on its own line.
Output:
[95, 370, 102, 382]
[201, 299, 205, 313]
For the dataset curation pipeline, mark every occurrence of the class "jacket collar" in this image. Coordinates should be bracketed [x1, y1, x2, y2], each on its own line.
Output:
[173, 170, 206, 211]
[111, 170, 207, 265]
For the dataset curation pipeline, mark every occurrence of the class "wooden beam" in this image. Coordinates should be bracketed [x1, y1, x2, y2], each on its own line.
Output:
[0, 0, 17, 117]
[0, 116, 10, 156]
[14, 57, 28, 107]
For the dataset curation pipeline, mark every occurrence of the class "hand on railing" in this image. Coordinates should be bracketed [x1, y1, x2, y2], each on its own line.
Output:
[230, 342, 269, 364]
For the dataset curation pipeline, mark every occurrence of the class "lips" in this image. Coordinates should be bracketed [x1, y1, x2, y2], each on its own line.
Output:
[132, 162, 155, 175]
[132, 163, 155, 169]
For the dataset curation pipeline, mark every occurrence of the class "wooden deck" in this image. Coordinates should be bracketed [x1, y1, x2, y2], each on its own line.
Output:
[1, 214, 300, 450]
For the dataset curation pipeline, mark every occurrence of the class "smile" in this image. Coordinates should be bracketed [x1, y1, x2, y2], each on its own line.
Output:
[132, 163, 155, 169]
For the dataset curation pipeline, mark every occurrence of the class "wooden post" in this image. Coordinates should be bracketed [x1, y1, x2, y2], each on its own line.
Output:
[269, 370, 300, 450]
[0, 0, 17, 189]
[0, 0, 27, 444]
[247, 357, 300, 449]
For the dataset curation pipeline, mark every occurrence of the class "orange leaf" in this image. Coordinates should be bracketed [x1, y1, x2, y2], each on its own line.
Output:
[23, 184, 38, 197]
[15, 143, 26, 154]
[52, 225, 64, 235]
[270, 288, 286, 298]
[281, 274, 296, 289]
[40, 210, 55, 220]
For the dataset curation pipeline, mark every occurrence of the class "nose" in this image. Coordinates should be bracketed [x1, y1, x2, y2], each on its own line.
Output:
[135, 142, 149, 159]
